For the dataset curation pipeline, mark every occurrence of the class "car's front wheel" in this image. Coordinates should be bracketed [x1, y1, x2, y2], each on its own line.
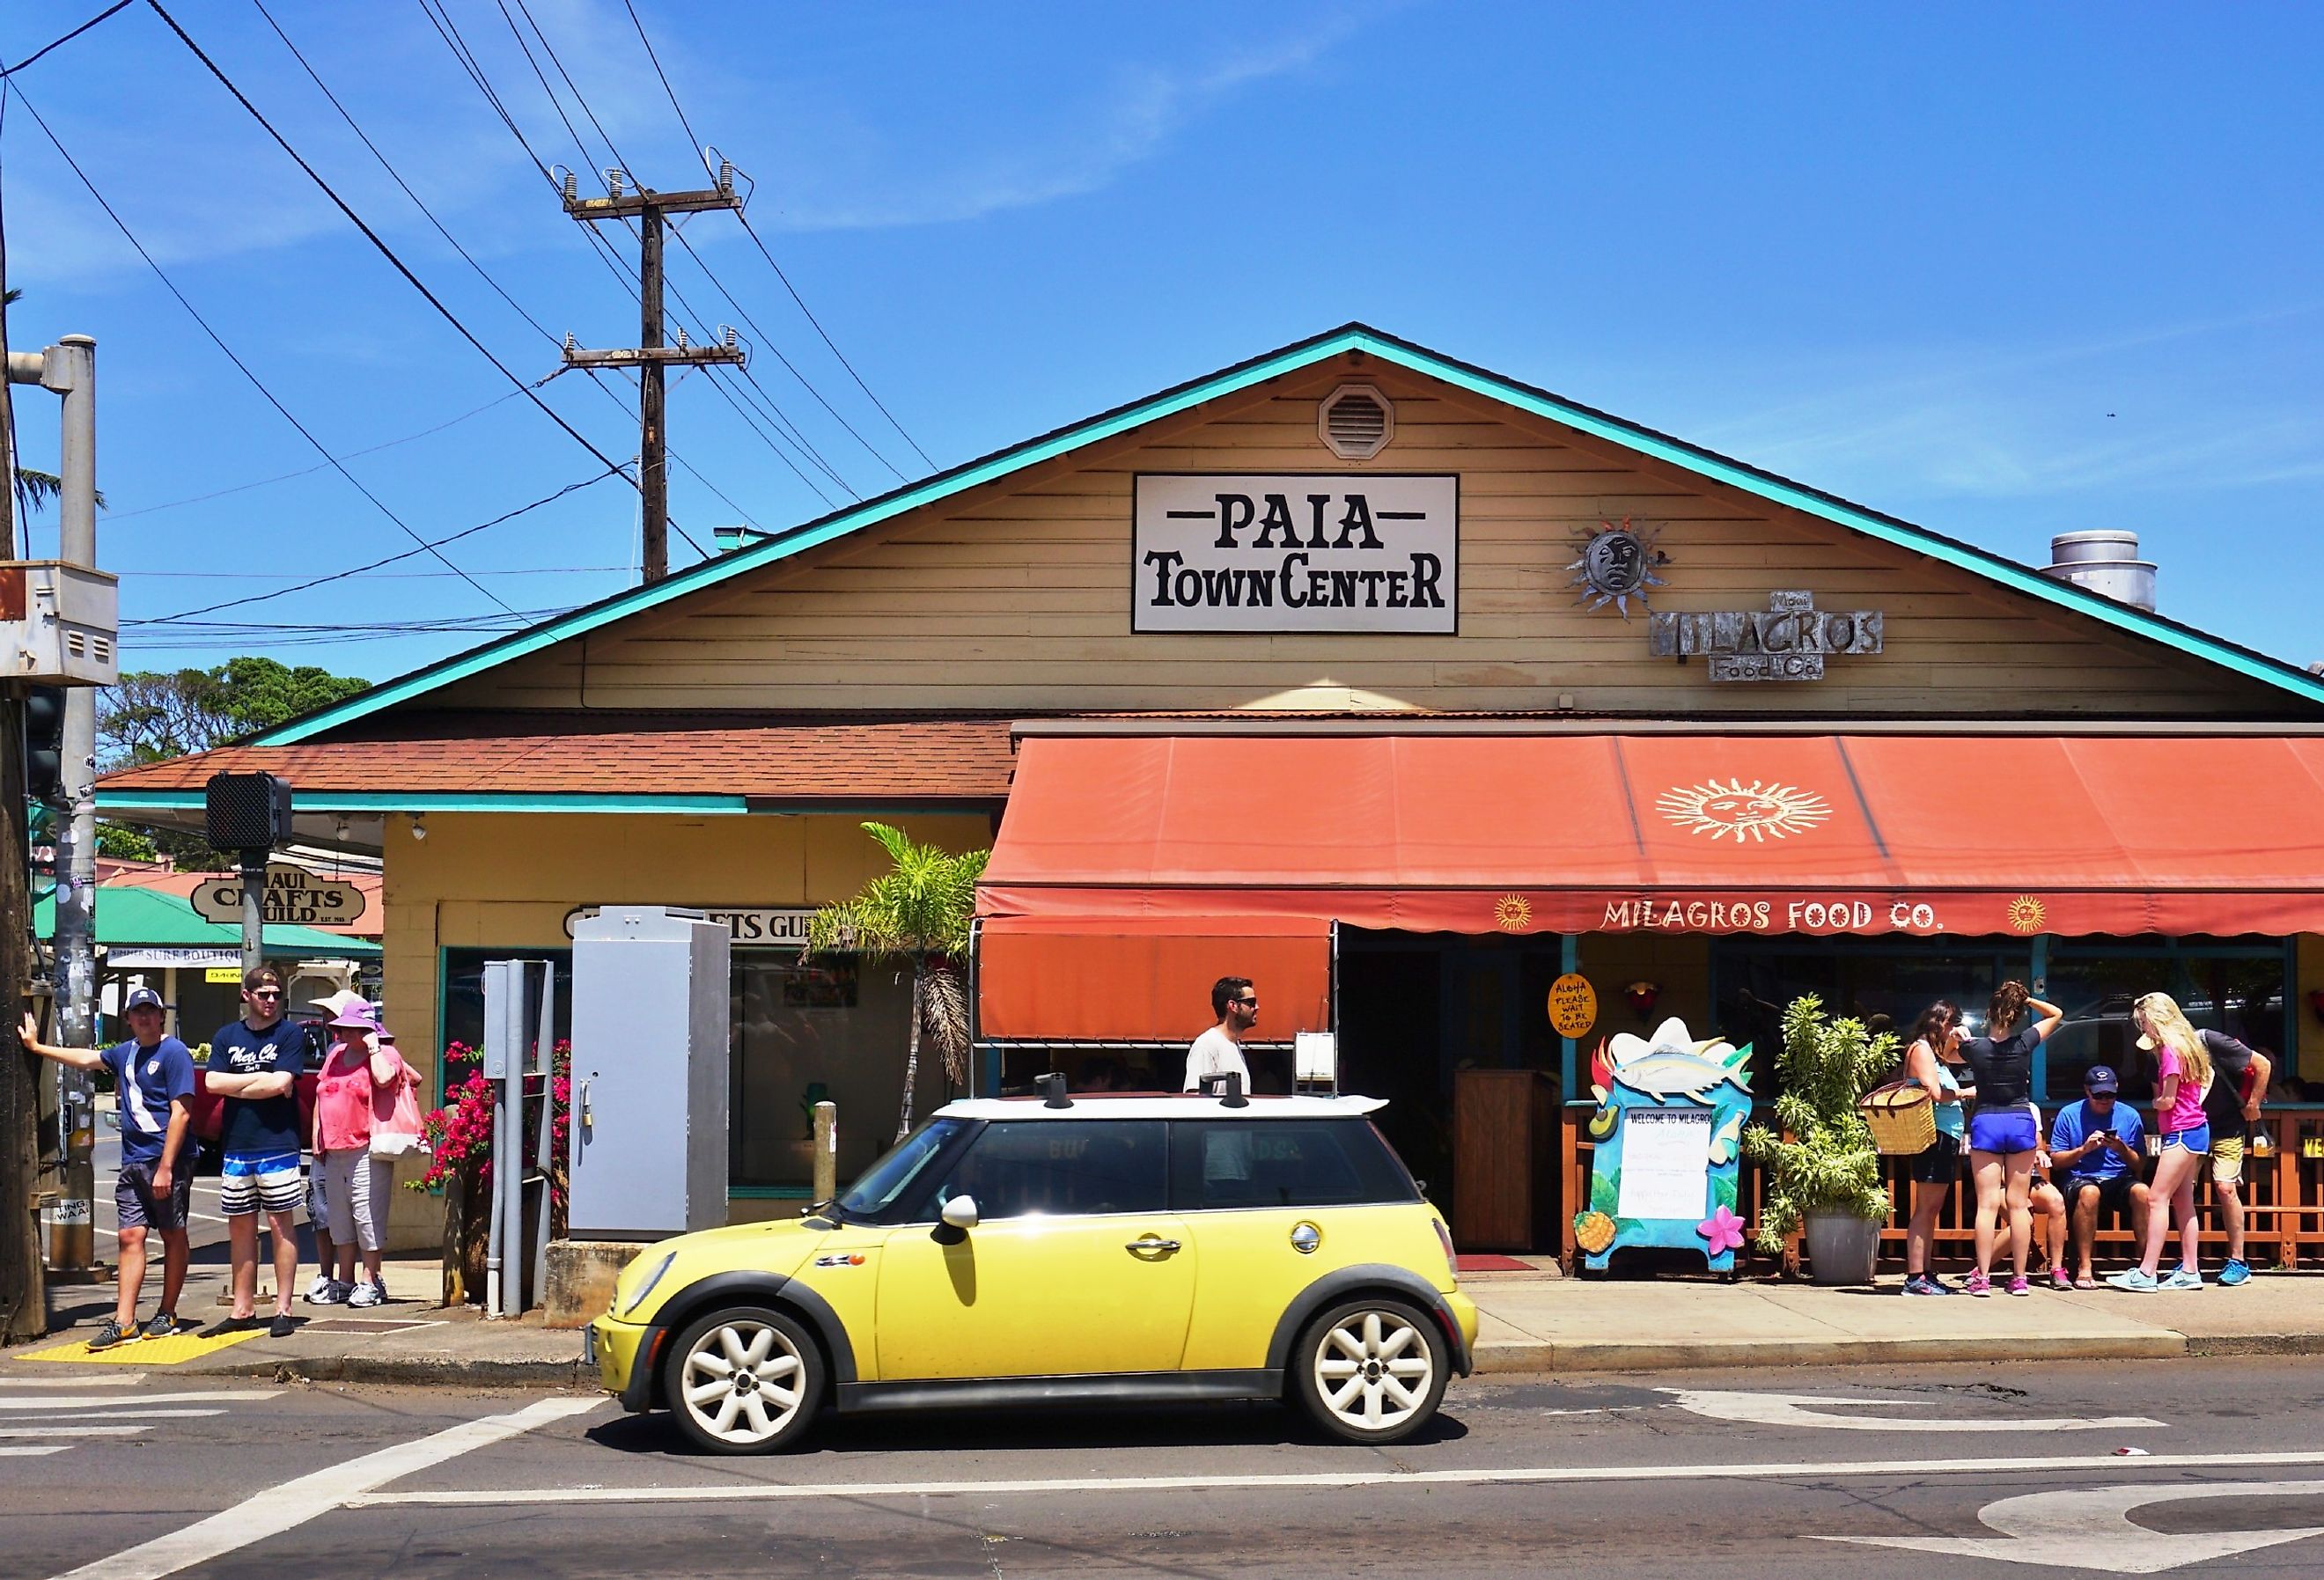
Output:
[1291, 1297, 1448, 1444]
[664, 1305, 825, 1454]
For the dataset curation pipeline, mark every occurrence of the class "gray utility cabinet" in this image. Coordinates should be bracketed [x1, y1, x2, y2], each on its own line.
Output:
[568, 907, 732, 1238]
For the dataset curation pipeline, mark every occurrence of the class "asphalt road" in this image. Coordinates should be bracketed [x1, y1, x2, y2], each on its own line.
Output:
[10, 1357, 2324, 1577]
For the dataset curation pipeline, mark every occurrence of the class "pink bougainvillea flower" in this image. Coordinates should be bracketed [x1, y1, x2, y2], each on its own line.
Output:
[1695, 1204, 1747, 1255]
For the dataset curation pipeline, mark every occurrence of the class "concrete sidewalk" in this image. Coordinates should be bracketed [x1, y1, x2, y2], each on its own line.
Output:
[15, 1256, 2324, 1387]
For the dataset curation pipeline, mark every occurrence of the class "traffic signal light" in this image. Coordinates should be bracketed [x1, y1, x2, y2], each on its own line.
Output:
[23, 686, 65, 805]
[204, 770, 294, 854]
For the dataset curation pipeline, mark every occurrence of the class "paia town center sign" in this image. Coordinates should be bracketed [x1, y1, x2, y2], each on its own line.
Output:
[1648, 590, 1884, 682]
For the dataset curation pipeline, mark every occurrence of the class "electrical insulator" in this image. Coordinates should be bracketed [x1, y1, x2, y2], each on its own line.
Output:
[717, 158, 734, 195]
[606, 167, 625, 199]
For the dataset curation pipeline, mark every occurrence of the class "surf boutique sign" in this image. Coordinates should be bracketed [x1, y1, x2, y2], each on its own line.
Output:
[1131, 474, 1457, 633]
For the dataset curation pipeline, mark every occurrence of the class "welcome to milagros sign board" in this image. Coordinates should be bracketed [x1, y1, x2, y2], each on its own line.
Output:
[1132, 474, 1458, 633]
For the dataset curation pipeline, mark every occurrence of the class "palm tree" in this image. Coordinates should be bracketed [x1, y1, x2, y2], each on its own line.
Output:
[4, 287, 70, 517]
[803, 822, 989, 1141]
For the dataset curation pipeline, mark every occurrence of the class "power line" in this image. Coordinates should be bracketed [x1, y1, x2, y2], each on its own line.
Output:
[492, 0, 864, 499]
[618, 0, 935, 474]
[1, 0, 134, 78]
[105, 388, 526, 520]
[136, 564, 633, 579]
[138, 0, 714, 561]
[129, 467, 624, 624]
[8, 82, 520, 614]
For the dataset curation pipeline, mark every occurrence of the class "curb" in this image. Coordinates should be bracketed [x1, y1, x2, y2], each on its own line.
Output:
[200, 1354, 594, 1391]
[1473, 1331, 2187, 1374]
[2185, 1333, 2324, 1358]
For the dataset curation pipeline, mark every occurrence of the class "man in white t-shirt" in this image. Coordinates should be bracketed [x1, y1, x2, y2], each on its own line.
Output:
[1184, 976, 1256, 1091]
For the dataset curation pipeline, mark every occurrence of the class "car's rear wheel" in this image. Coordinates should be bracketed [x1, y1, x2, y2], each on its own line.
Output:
[664, 1305, 824, 1454]
[1291, 1297, 1448, 1444]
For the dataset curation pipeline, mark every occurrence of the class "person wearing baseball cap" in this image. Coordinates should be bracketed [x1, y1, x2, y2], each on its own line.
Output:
[2047, 1064, 2150, 1289]
[18, 986, 196, 1348]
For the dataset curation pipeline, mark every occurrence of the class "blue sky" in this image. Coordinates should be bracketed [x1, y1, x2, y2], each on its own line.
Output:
[4, 1, 2320, 682]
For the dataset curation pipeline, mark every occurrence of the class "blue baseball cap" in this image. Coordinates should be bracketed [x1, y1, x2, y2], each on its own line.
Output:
[2084, 1065, 2121, 1093]
[122, 986, 169, 1013]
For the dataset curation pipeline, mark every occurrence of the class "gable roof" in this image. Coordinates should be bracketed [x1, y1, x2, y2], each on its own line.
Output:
[254, 322, 2324, 745]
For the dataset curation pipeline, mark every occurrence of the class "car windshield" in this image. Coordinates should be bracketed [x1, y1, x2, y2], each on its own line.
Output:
[836, 1118, 965, 1218]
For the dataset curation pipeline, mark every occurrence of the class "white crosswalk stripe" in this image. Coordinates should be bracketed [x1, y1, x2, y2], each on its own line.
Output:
[0, 1382, 279, 1463]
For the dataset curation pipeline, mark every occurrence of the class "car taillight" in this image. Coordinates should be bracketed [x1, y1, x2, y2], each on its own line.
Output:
[1431, 1217, 1457, 1281]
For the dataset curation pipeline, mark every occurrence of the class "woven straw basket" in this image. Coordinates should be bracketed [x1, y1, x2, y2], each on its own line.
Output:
[1859, 1080, 1938, 1156]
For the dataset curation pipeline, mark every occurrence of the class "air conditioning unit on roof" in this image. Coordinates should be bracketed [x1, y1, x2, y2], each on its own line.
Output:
[0, 560, 118, 685]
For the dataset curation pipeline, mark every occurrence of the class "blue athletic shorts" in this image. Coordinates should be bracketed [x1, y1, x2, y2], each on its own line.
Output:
[2159, 1124, 2212, 1157]
[1968, 1109, 2041, 1154]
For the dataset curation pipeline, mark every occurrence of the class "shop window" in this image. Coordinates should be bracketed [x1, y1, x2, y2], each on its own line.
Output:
[2046, 946, 2289, 1102]
[731, 953, 915, 1190]
[920, 1120, 1169, 1220]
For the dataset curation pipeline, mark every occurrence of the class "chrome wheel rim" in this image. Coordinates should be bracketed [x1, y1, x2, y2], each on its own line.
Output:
[1313, 1310, 1432, 1432]
[679, 1319, 805, 1445]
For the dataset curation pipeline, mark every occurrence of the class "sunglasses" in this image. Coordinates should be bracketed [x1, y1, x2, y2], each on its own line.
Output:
[248, 988, 283, 999]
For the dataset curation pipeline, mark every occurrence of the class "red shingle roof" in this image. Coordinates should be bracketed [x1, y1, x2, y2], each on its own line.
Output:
[99, 714, 1015, 801]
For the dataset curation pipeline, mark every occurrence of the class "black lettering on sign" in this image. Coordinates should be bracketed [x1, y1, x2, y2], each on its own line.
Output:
[1213, 494, 1254, 548]
[1143, 550, 1184, 606]
[1254, 494, 1298, 548]
[1334, 495, 1383, 549]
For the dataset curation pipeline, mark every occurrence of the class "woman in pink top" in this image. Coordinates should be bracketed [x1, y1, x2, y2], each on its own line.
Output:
[2109, 992, 2216, 1293]
[310, 999, 408, 1307]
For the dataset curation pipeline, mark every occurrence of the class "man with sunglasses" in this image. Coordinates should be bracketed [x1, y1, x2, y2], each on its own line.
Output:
[1184, 977, 1257, 1092]
[205, 965, 304, 1337]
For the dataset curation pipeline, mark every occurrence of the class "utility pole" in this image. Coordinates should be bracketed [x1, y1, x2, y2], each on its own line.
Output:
[560, 165, 746, 584]
[0, 304, 40, 1341]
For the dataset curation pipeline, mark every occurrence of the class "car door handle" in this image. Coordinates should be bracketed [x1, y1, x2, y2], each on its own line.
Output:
[1126, 1238, 1181, 1254]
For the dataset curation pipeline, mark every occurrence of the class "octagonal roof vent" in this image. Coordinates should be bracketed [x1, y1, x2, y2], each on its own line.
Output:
[1319, 383, 1394, 460]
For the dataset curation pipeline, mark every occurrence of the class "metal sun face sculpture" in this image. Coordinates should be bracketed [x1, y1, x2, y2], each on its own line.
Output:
[1567, 518, 1669, 619]
[1658, 778, 1833, 842]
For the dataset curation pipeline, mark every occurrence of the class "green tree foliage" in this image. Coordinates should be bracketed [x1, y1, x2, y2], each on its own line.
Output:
[1740, 994, 1897, 1250]
[802, 822, 989, 1143]
[95, 658, 369, 867]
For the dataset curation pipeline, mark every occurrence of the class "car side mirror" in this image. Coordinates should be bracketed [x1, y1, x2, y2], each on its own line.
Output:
[939, 1194, 979, 1231]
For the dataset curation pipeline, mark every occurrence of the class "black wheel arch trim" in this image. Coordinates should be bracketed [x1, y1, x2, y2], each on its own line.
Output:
[628, 1271, 858, 1410]
[1266, 1263, 1473, 1378]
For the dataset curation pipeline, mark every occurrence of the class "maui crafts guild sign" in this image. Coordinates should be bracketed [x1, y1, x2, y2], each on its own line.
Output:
[1132, 474, 1457, 634]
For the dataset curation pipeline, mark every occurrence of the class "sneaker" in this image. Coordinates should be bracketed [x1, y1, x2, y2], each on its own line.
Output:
[1963, 1269, 1992, 1297]
[1901, 1274, 1939, 1296]
[304, 1274, 336, 1304]
[2161, 1266, 2205, 1291]
[2007, 1275, 2032, 1297]
[2218, 1258, 2252, 1287]
[2108, 1268, 2159, 1292]
[2050, 1268, 2074, 1291]
[314, 1279, 353, 1306]
[348, 1280, 385, 1309]
[85, 1317, 135, 1351]
[268, 1312, 298, 1340]
[139, 1312, 184, 1341]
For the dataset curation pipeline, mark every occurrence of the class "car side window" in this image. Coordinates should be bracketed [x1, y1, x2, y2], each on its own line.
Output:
[1171, 1120, 1419, 1211]
[921, 1121, 1169, 1221]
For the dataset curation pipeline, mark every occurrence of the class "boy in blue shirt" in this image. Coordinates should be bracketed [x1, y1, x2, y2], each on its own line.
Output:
[206, 966, 306, 1339]
[19, 988, 195, 1348]
[2047, 1065, 2151, 1288]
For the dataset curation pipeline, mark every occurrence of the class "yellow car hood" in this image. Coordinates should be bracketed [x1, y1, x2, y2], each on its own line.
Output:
[614, 1216, 829, 1322]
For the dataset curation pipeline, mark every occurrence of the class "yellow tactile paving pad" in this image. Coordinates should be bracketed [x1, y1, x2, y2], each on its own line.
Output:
[15, 1328, 264, 1365]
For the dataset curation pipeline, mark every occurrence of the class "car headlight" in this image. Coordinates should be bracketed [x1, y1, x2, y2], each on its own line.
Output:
[619, 1252, 676, 1318]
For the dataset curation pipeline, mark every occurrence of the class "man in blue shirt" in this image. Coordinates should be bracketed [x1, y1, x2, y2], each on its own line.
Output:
[19, 987, 195, 1349]
[206, 965, 306, 1339]
[2047, 1065, 2151, 1288]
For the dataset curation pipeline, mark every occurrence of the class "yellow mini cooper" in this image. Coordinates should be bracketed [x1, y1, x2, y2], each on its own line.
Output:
[591, 1089, 1476, 1453]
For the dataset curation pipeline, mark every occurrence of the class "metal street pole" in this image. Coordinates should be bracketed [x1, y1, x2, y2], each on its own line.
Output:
[0, 298, 43, 1339]
[40, 335, 96, 1275]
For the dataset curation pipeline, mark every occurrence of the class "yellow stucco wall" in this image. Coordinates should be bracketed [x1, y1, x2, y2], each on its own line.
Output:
[375, 809, 993, 1247]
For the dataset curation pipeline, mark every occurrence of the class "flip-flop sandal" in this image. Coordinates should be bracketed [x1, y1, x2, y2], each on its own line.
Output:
[2074, 1275, 2099, 1290]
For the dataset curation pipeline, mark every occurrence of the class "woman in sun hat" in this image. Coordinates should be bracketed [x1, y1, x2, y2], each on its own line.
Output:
[309, 997, 413, 1307]
[302, 988, 368, 1304]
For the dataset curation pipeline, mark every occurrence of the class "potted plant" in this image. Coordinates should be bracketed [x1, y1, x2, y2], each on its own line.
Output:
[1741, 995, 1896, 1285]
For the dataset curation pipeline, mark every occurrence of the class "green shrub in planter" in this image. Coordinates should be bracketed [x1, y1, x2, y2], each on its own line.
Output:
[1741, 995, 1897, 1253]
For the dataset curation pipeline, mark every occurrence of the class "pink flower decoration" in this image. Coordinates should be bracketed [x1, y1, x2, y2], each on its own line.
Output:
[1696, 1204, 1746, 1255]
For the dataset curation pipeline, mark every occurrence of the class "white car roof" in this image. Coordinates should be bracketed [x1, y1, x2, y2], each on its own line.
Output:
[933, 1093, 1386, 1121]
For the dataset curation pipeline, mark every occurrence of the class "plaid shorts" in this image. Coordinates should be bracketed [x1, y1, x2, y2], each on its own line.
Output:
[218, 1150, 304, 1217]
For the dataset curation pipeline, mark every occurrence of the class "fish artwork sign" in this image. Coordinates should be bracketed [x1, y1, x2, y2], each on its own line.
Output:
[1571, 1017, 1754, 1274]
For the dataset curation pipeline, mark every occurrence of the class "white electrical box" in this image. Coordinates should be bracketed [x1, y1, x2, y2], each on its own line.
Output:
[0, 561, 117, 685]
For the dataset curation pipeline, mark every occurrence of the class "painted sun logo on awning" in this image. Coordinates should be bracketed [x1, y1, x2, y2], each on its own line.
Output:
[2007, 896, 2048, 934]
[1658, 779, 1832, 842]
[1493, 893, 1533, 931]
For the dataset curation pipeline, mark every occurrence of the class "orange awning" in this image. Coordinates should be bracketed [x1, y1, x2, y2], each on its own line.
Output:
[976, 915, 1330, 1042]
[979, 733, 2324, 940]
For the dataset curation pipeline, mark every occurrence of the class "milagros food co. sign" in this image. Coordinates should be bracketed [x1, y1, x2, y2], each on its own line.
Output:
[1131, 474, 1457, 633]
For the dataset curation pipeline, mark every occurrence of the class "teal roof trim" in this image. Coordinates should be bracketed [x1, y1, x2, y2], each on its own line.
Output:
[252, 324, 2324, 744]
